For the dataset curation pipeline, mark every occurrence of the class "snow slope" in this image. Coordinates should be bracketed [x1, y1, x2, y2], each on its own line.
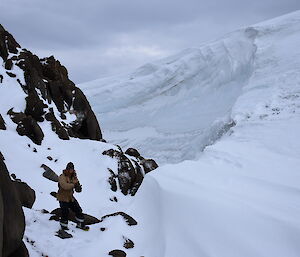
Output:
[79, 25, 258, 164]
[130, 11, 300, 257]
[0, 10, 300, 257]
[82, 10, 300, 257]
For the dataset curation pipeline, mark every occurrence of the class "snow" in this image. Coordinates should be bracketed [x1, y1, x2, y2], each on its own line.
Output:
[1, 9, 300, 257]
[79, 27, 257, 164]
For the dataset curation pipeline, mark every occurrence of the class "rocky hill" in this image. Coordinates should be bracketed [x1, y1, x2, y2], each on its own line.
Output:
[0, 24, 157, 257]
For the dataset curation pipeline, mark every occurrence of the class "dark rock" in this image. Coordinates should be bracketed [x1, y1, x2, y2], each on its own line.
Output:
[50, 208, 100, 225]
[0, 151, 35, 257]
[50, 191, 57, 198]
[141, 158, 158, 174]
[0, 114, 6, 130]
[47, 156, 53, 161]
[12, 181, 36, 208]
[40, 209, 49, 214]
[109, 196, 118, 202]
[6, 71, 16, 77]
[123, 237, 134, 249]
[4, 59, 13, 70]
[103, 149, 137, 195]
[45, 109, 69, 140]
[100, 212, 137, 226]
[33, 148, 37, 153]
[7, 109, 44, 145]
[25, 92, 47, 122]
[0, 24, 20, 62]
[8, 241, 29, 257]
[103, 148, 156, 196]
[108, 250, 126, 257]
[100, 227, 106, 231]
[107, 168, 117, 192]
[130, 160, 144, 196]
[41, 164, 58, 182]
[125, 148, 140, 158]
[0, 74, 3, 83]
[49, 215, 59, 222]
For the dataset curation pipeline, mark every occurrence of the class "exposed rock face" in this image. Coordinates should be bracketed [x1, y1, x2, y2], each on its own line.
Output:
[103, 147, 158, 196]
[0, 152, 35, 257]
[0, 115, 5, 130]
[0, 24, 102, 145]
[124, 148, 140, 158]
[7, 109, 44, 145]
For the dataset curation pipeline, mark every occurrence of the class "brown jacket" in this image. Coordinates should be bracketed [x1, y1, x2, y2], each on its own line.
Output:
[57, 171, 78, 202]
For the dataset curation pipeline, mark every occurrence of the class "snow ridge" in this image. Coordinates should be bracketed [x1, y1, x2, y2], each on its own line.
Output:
[80, 28, 258, 164]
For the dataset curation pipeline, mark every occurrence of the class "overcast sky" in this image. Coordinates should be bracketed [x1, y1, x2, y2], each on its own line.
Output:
[1, 0, 299, 83]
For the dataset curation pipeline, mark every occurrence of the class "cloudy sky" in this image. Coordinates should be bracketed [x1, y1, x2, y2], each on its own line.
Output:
[1, 0, 299, 83]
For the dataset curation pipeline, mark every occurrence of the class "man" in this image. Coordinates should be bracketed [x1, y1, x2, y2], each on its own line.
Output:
[57, 162, 88, 231]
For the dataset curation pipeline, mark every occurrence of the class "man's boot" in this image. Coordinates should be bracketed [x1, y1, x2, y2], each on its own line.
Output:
[75, 217, 89, 230]
[60, 220, 69, 230]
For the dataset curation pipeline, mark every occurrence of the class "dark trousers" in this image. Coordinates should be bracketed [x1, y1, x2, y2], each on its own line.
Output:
[59, 198, 84, 225]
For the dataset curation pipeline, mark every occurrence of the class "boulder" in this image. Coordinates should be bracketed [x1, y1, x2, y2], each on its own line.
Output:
[7, 109, 44, 145]
[124, 148, 140, 158]
[50, 208, 100, 225]
[103, 147, 158, 196]
[108, 250, 126, 257]
[123, 237, 134, 249]
[140, 158, 158, 174]
[0, 115, 5, 130]
[0, 152, 35, 257]
[12, 182, 35, 209]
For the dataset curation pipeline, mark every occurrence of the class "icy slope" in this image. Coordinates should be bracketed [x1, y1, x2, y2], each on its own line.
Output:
[125, 10, 300, 257]
[79, 29, 257, 164]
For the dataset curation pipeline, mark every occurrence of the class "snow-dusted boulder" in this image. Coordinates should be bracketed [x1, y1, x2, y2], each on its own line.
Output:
[103, 148, 158, 196]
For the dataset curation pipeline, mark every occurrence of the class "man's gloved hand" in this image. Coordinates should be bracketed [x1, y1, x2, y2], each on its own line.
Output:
[74, 182, 82, 192]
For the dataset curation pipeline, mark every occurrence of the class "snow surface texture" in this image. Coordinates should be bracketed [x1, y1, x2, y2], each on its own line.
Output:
[0, 10, 300, 257]
[80, 24, 258, 164]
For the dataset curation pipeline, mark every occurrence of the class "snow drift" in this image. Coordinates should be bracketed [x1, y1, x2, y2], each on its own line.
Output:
[80, 27, 258, 164]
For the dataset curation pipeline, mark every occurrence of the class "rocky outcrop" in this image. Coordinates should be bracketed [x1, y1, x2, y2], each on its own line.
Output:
[103, 147, 158, 196]
[7, 109, 44, 145]
[49, 208, 100, 225]
[108, 250, 126, 257]
[0, 24, 102, 145]
[0, 115, 5, 130]
[100, 212, 137, 226]
[0, 152, 35, 257]
[122, 237, 134, 249]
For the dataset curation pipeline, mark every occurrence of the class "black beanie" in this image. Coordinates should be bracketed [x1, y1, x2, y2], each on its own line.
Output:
[66, 162, 74, 170]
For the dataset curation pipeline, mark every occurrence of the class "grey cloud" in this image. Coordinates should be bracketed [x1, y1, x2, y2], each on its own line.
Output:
[1, 0, 299, 83]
